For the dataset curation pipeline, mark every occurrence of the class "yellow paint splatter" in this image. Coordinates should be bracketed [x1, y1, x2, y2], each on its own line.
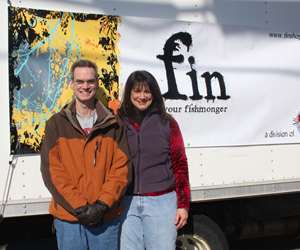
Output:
[10, 8, 120, 152]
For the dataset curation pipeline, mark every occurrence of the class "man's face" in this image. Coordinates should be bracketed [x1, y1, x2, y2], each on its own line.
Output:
[71, 67, 98, 104]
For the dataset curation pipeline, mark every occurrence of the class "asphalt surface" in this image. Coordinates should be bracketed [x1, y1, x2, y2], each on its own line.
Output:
[230, 237, 300, 250]
[2, 236, 300, 250]
[1, 238, 57, 250]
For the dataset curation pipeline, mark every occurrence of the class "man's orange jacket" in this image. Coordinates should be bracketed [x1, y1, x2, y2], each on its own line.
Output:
[41, 100, 129, 222]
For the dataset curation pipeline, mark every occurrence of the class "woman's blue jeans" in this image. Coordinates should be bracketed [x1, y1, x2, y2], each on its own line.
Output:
[120, 191, 177, 250]
[54, 216, 120, 250]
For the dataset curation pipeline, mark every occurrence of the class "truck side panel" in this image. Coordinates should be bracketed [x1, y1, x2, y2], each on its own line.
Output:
[1, 0, 300, 218]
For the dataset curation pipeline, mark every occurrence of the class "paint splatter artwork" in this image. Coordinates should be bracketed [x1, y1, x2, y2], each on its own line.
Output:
[8, 7, 120, 154]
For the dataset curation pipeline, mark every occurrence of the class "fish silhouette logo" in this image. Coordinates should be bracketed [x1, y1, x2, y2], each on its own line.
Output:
[293, 113, 300, 133]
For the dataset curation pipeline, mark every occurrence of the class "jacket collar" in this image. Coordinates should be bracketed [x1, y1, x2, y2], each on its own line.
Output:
[61, 98, 117, 133]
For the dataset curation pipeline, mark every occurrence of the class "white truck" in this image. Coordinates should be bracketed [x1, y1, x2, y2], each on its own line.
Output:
[1, 0, 300, 249]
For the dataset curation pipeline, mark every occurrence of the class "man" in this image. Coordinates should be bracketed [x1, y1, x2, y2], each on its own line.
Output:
[41, 59, 129, 250]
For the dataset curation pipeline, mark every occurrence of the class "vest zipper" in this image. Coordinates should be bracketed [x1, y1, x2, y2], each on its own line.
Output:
[137, 133, 141, 194]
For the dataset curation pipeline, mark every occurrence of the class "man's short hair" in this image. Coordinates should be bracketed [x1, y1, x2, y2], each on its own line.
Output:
[70, 59, 98, 80]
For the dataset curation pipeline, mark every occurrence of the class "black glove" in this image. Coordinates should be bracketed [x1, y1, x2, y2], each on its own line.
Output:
[74, 200, 109, 227]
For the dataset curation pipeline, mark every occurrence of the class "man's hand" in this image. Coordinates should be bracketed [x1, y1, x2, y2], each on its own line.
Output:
[175, 208, 188, 230]
[75, 200, 109, 227]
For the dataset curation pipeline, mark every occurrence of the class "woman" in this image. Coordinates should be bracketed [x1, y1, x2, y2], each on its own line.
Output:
[119, 70, 190, 250]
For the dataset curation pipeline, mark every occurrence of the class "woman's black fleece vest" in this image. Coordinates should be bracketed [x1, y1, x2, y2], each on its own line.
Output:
[125, 112, 175, 194]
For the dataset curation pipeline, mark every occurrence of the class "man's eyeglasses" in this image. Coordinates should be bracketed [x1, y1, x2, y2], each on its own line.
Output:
[74, 79, 98, 85]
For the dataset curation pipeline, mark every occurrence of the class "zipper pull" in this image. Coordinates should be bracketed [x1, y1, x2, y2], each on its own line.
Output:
[93, 141, 99, 167]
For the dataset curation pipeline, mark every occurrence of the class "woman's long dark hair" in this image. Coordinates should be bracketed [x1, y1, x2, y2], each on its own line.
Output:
[119, 70, 170, 122]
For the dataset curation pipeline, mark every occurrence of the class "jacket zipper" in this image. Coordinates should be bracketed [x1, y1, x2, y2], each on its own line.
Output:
[93, 140, 100, 167]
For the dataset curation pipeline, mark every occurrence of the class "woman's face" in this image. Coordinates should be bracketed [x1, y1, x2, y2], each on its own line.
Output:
[130, 83, 153, 111]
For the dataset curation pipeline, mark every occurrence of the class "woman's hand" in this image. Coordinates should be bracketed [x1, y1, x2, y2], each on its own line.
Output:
[175, 208, 189, 229]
